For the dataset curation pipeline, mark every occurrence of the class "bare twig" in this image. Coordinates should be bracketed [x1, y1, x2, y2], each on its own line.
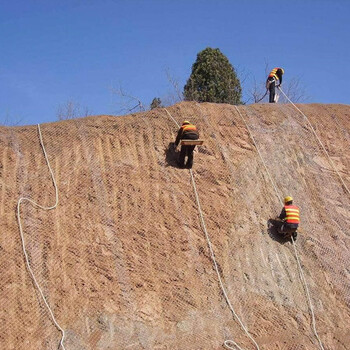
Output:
[237, 65, 253, 104]
[0, 111, 24, 126]
[162, 68, 184, 106]
[279, 77, 309, 103]
[57, 100, 91, 120]
[165, 68, 183, 101]
[110, 85, 145, 114]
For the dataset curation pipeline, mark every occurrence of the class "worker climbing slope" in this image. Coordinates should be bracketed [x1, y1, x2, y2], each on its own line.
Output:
[266, 67, 284, 103]
[277, 196, 299, 240]
[174, 120, 199, 168]
[268, 196, 299, 241]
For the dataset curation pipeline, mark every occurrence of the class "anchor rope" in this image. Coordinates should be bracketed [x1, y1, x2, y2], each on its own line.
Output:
[234, 105, 325, 350]
[164, 107, 260, 350]
[17, 124, 66, 350]
[278, 86, 350, 196]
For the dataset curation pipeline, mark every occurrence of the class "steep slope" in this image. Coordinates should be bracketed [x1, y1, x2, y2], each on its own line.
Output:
[0, 102, 349, 350]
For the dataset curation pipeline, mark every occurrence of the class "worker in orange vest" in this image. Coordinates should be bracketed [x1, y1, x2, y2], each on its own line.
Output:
[266, 67, 284, 103]
[175, 120, 199, 168]
[278, 196, 299, 240]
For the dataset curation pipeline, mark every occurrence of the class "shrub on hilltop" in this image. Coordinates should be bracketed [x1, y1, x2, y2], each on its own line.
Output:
[184, 47, 242, 104]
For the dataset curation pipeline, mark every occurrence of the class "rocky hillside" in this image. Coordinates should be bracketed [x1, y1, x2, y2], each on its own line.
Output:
[1, 102, 349, 350]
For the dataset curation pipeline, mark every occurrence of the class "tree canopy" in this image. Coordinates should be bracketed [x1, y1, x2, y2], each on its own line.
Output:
[183, 47, 242, 105]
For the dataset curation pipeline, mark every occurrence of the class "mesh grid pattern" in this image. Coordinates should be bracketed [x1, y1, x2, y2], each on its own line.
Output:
[0, 102, 349, 350]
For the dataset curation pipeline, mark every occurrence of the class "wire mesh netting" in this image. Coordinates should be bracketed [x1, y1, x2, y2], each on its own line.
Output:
[0, 101, 349, 350]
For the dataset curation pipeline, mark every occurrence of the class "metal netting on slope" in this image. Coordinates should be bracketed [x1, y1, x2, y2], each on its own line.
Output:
[245, 104, 350, 298]
[238, 104, 350, 349]
[179, 103, 319, 348]
[1, 102, 349, 350]
[2, 112, 229, 349]
[163, 103, 316, 350]
[0, 125, 62, 350]
[162, 102, 350, 350]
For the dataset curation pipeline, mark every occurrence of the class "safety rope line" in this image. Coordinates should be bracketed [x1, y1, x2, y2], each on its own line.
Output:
[234, 105, 325, 350]
[189, 169, 260, 350]
[234, 106, 282, 204]
[17, 124, 66, 350]
[164, 107, 260, 350]
[164, 108, 180, 128]
[278, 86, 350, 196]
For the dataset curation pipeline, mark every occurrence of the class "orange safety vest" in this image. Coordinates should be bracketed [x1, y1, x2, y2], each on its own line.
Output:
[182, 124, 197, 132]
[268, 68, 281, 81]
[284, 205, 300, 224]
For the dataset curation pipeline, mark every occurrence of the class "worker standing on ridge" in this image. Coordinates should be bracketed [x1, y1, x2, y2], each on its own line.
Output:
[266, 67, 284, 103]
[277, 196, 299, 240]
[175, 120, 199, 168]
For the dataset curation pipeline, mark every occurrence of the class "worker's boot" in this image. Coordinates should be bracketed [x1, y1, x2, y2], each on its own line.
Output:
[177, 161, 185, 168]
[186, 160, 193, 168]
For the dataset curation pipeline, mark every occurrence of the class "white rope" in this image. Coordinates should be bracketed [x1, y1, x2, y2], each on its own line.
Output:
[233, 106, 282, 206]
[290, 236, 324, 350]
[189, 170, 260, 350]
[164, 108, 180, 128]
[234, 105, 325, 350]
[17, 124, 66, 350]
[278, 86, 350, 196]
[164, 108, 260, 350]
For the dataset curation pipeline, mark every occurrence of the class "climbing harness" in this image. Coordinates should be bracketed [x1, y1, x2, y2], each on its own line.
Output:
[234, 105, 325, 350]
[17, 124, 66, 350]
[164, 107, 260, 350]
[278, 86, 350, 196]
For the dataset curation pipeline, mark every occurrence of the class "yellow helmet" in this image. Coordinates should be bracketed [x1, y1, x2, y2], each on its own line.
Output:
[284, 196, 293, 204]
[182, 120, 190, 125]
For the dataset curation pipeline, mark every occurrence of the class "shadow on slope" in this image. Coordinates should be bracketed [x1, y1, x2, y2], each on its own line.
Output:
[165, 142, 179, 168]
[267, 219, 291, 245]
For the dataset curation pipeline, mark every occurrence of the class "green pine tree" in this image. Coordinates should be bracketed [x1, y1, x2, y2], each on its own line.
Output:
[184, 47, 242, 104]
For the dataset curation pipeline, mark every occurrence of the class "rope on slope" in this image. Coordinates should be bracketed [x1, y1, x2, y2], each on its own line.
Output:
[17, 124, 66, 350]
[164, 107, 260, 350]
[165, 108, 180, 128]
[278, 86, 350, 196]
[234, 105, 325, 350]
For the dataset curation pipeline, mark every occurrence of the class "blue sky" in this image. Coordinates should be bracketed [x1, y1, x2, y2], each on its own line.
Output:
[0, 0, 349, 125]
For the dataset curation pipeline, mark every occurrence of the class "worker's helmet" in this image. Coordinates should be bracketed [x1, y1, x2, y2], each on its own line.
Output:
[281, 68, 285, 75]
[284, 196, 293, 204]
[182, 120, 190, 125]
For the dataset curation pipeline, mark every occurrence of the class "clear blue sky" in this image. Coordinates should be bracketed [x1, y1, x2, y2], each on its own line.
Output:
[1, 0, 349, 125]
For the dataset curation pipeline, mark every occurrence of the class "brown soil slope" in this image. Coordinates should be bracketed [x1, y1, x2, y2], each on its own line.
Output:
[1, 102, 350, 350]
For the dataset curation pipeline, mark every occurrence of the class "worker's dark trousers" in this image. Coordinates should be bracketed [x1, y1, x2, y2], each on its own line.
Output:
[179, 145, 196, 168]
[279, 223, 298, 235]
[269, 79, 276, 103]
